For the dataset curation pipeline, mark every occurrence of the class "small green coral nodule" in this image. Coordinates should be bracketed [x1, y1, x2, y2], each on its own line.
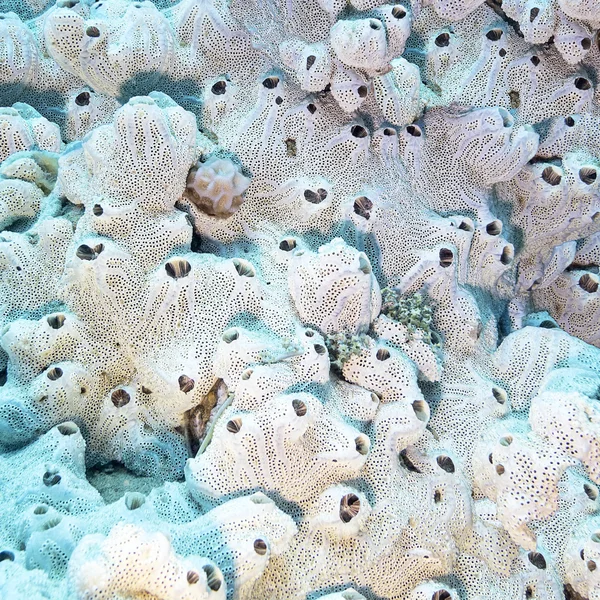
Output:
[380, 288, 440, 347]
[324, 331, 371, 373]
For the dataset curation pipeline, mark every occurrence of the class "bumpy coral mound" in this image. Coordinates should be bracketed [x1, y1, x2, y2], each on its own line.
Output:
[185, 155, 250, 218]
[1, 0, 600, 599]
[69, 524, 225, 600]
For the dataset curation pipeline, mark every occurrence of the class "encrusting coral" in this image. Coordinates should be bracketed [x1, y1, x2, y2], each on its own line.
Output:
[0, 0, 600, 599]
[184, 155, 250, 218]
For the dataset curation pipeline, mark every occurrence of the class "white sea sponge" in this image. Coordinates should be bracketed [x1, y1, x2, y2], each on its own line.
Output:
[554, 11, 595, 65]
[169, 492, 298, 597]
[213, 326, 287, 388]
[502, 0, 556, 44]
[59, 93, 198, 212]
[466, 222, 515, 293]
[185, 392, 370, 504]
[493, 326, 600, 411]
[502, 151, 600, 298]
[1, 362, 94, 449]
[530, 390, 600, 482]
[564, 523, 600, 600]
[558, 0, 600, 19]
[288, 237, 381, 335]
[0, 178, 42, 230]
[172, 0, 252, 63]
[68, 524, 226, 600]
[310, 485, 372, 538]
[0, 12, 39, 102]
[399, 105, 538, 219]
[25, 512, 83, 577]
[374, 4, 412, 56]
[230, 362, 298, 411]
[2, 0, 600, 597]
[64, 89, 120, 143]
[457, 498, 518, 576]
[0, 151, 59, 195]
[373, 314, 442, 382]
[0, 421, 104, 572]
[43, 0, 175, 97]
[434, 106, 538, 186]
[330, 61, 370, 112]
[329, 380, 381, 422]
[90, 384, 189, 478]
[501, 0, 597, 64]
[0, 105, 61, 163]
[409, 581, 459, 599]
[316, 590, 366, 600]
[538, 365, 600, 399]
[0, 217, 74, 328]
[574, 232, 600, 276]
[373, 57, 423, 127]
[341, 338, 423, 403]
[279, 38, 333, 92]
[315, 0, 347, 18]
[330, 17, 390, 75]
[394, 246, 489, 356]
[1, 311, 87, 382]
[472, 421, 576, 550]
[185, 155, 251, 218]
[213, 325, 329, 392]
[370, 394, 430, 452]
[532, 269, 600, 346]
[424, 0, 486, 20]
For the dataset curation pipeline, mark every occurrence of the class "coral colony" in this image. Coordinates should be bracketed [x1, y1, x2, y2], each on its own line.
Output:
[1, 0, 600, 599]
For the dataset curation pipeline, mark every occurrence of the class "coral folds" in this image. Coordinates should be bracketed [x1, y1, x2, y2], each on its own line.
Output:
[0, 0, 600, 599]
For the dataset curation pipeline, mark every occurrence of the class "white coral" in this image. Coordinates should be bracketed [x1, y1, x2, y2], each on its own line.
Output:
[68, 524, 225, 600]
[2, 1, 600, 598]
[288, 238, 381, 335]
[0, 13, 39, 100]
[44, 0, 175, 97]
[530, 390, 600, 483]
[0, 105, 61, 163]
[330, 18, 389, 75]
[185, 155, 251, 218]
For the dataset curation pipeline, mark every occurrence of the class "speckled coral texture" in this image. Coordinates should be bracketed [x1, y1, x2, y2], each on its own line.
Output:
[0, 0, 600, 599]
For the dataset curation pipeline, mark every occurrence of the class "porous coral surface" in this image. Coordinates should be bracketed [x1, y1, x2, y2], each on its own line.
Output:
[0, 0, 599, 599]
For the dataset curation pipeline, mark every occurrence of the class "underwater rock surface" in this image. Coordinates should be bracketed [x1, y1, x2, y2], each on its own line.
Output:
[0, 0, 600, 598]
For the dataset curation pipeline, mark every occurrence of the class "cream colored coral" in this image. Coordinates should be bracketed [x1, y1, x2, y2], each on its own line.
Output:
[185, 155, 250, 218]
[68, 523, 225, 600]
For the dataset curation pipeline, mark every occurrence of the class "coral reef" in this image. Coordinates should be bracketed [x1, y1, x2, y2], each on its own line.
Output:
[0, 0, 600, 599]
